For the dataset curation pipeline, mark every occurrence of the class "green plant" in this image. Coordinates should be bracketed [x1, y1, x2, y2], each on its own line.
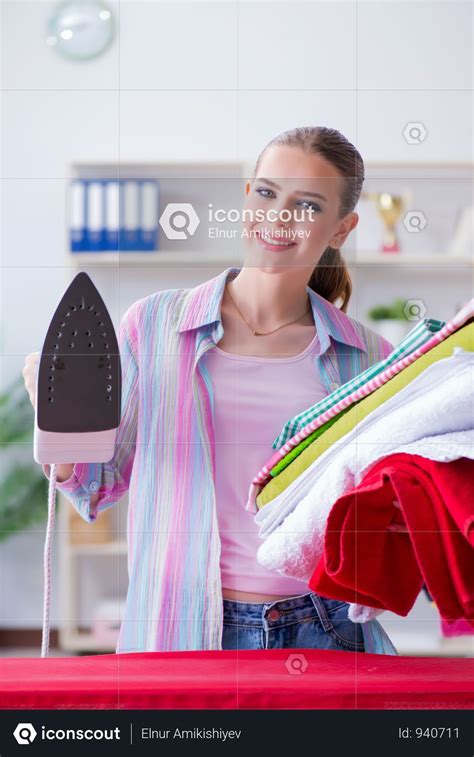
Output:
[0, 374, 49, 541]
[368, 298, 409, 321]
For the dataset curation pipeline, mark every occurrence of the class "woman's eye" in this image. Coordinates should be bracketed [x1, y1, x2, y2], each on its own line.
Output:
[256, 187, 275, 198]
[297, 200, 322, 213]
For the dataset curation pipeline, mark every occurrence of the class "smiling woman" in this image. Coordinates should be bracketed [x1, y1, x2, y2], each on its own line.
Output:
[202, 127, 395, 651]
[241, 125, 363, 312]
[36, 126, 395, 656]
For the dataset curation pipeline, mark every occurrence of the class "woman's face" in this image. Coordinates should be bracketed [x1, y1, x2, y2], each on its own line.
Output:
[242, 144, 358, 271]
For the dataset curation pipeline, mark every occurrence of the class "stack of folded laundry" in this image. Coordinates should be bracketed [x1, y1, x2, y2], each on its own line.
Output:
[249, 300, 474, 631]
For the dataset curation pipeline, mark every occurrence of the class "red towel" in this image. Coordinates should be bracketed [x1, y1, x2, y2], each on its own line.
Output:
[309, 454, 474, 625]
[309, 457, 424, 615]
[427, 456, 474, 545]
[441, 617, 474, 637]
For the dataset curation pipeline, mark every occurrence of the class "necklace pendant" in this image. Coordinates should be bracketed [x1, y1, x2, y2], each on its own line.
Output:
[252, 329, 260, 336]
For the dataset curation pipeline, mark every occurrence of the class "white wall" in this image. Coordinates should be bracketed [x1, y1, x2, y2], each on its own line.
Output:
[0, 1, 472, 650]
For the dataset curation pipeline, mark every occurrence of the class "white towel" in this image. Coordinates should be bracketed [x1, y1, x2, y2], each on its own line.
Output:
[255, 351, 474, 602]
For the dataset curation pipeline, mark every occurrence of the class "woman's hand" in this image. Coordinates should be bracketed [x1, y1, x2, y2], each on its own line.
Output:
[22, 351, 40, 410]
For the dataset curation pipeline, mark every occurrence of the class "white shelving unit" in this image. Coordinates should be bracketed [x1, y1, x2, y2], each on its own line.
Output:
[57, 160, 473, 655]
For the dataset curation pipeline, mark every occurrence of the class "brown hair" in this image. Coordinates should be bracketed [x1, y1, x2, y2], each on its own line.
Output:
[253, 126, 365, 312]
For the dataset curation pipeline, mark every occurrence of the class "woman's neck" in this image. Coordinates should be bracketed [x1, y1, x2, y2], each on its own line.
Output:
[227, 266, 313, 331]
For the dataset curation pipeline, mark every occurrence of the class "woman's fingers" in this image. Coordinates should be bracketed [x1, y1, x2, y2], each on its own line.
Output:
[22, 351, 40, 408]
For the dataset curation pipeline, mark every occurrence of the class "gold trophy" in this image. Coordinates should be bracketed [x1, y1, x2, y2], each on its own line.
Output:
[363, 192, 404, 253]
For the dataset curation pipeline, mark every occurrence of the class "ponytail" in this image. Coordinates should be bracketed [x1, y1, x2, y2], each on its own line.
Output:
[308, 246, 352, 313]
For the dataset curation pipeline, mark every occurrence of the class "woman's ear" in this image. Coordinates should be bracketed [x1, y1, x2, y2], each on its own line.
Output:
[331, 212, 359, 247]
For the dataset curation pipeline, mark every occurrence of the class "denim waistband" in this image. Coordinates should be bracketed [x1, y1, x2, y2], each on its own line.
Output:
[223, 591, 348, 629]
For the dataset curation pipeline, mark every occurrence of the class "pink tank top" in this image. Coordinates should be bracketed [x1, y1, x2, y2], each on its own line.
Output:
[203, 329, 328, 595]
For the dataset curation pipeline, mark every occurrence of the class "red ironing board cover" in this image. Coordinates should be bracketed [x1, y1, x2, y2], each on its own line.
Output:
[0, 650, 472, 709]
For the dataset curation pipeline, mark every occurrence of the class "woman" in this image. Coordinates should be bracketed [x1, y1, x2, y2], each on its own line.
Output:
[24, 126, 396, 654]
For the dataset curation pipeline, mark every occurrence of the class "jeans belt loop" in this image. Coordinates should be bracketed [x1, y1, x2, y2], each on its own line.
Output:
[308, 593, 333, 632]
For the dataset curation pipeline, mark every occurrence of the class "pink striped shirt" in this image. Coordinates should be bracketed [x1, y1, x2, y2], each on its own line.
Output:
[42, 266, 393, 652]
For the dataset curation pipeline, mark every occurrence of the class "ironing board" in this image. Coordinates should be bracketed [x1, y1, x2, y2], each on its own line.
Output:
[0, 650, 472, 709]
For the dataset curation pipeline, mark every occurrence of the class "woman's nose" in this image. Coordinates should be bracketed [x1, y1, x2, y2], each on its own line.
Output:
[275, 215, 292, 229]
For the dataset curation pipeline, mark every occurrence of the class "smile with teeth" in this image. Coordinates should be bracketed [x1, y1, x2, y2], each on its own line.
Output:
[256, 230, 296, 248]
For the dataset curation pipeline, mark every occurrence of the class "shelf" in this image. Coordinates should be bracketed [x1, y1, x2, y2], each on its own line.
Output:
[68, 251, 244, 266]
[70, 540, 128, 556]
[67, 251, 473, 269]
[60, 631, 117, 653]
[345, 254, 473, 267]
[71, 160, 253, 178]
[389, 631, 474, 658]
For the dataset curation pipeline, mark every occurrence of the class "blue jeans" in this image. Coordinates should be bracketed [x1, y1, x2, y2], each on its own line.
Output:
[222, 591, 366, 652]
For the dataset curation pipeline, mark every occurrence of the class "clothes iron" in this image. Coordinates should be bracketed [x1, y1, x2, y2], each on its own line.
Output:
[34, 272, 122, 656]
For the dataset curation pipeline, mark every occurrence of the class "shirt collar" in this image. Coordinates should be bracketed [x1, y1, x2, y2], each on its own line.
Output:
[176, 266, 367, 354]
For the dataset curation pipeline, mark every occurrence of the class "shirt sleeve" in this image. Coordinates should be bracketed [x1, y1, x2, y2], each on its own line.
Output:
[41, 302, 140, 524]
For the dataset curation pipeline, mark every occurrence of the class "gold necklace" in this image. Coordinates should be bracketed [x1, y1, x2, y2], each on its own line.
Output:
[226, 287, 312, 336]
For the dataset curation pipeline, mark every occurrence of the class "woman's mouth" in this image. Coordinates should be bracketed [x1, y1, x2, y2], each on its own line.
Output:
[255, 230, 297, 252]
